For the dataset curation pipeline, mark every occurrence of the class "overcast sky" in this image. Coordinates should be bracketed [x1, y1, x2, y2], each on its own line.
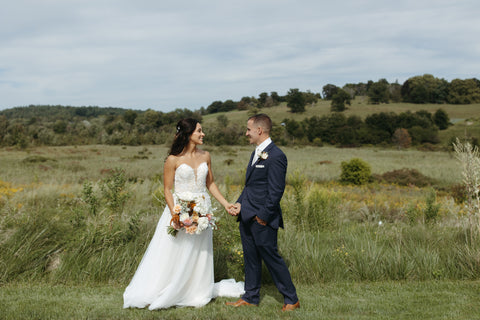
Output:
[1, 0, 479, 112]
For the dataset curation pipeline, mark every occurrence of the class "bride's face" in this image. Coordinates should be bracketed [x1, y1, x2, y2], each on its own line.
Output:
[190, 123, 205, 145]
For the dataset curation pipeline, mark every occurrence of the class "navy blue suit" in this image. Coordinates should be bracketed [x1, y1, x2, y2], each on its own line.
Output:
[236, 142, 298, 305]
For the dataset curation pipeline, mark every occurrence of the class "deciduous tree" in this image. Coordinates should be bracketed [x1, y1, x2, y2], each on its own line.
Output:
[286, 88, 306, 113]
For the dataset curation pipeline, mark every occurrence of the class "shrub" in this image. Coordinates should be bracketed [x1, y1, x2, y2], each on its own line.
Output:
[340, 158, 371, 185]
[424, 189, 440, 224]
[375, 168, 435, 187]
[100, 168, 131, 214]
[392, 128, 411, 149]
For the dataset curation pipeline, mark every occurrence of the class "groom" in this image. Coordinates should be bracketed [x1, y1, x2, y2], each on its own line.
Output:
[227, 114, 300, 312]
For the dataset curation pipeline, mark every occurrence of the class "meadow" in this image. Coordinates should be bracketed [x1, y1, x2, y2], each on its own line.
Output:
[0, 140, 479, 319]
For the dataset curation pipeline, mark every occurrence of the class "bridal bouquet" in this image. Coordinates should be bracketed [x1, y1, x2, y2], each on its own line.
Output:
[168, 192, 217, 237]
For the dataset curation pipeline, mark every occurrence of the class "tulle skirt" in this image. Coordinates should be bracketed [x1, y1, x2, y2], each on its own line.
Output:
[123, 206, 244, 310]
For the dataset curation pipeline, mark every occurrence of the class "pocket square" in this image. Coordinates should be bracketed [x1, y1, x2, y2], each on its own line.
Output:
[255, 165, 265, 168]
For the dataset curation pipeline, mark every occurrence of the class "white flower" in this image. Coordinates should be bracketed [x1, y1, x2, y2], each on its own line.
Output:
[196, 217, 209, 233]
[179, 212, 189, 222]
[259, 151, 269, 160]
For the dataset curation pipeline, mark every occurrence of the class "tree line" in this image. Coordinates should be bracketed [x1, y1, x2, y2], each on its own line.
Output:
[0, 106, 201, 148]
[279, 109, 450, 148]
[203, 74, 480, 114]
[0, 74, 477, 148]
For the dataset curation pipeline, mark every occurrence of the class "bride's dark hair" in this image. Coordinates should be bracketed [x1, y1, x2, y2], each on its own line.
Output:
[168, 118, 200, 156]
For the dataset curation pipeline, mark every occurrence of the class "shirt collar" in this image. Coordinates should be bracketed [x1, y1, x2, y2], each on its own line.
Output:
[256, 137, 272, 153]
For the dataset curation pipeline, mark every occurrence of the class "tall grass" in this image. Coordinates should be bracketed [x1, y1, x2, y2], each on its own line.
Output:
[0, 145, 478, 286]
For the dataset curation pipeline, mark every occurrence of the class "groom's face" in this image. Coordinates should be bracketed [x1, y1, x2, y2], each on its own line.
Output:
[246, 119, 261, 145]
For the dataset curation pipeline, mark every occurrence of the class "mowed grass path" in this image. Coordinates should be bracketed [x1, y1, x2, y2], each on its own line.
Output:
[1, 281, 479, 319]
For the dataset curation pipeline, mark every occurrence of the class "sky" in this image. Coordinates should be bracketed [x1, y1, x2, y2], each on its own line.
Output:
[1, 0, 479, 112]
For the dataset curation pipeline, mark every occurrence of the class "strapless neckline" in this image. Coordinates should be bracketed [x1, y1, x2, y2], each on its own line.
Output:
[175, 162, 208, 194]
[177, 161, 207, 171]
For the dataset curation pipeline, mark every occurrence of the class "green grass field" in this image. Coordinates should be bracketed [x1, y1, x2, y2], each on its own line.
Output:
[0, 144, 463, 186]
[1, 130, 480, 318]
[1, 281, 479, 319]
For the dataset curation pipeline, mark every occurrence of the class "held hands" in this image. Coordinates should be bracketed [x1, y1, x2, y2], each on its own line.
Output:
[227, 203, 241, 216]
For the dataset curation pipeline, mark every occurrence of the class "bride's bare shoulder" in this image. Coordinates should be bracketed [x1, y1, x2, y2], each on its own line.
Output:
[165, 155, 179, 168]
[197, 149, 211, 163]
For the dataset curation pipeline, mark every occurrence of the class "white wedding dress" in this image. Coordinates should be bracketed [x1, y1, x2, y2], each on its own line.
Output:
[123, 162, 244, 310]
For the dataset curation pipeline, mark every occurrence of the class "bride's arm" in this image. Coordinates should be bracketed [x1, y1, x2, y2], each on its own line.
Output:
[205, 153, 232, 211]
[163, 156, 176, 215]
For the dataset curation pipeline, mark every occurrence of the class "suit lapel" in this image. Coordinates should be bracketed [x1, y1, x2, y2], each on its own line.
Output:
[245, 150, 255, 182]
[245, 143, 275, 183]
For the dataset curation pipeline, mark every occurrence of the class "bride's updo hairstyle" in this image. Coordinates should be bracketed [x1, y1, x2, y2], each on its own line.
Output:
[169, 118, 200, 156]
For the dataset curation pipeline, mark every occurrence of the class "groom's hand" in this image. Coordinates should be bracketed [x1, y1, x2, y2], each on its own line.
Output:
[228, 203, 241, 216]
[255, 216, 267, 226]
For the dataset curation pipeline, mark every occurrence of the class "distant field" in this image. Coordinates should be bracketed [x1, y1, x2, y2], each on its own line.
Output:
[0, 144, 462, 186]
[202, 100, 480, 147]
[202, 99, 480, 123]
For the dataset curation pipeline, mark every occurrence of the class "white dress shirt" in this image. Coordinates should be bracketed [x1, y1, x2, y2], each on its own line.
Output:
[251, 137, 272, 166]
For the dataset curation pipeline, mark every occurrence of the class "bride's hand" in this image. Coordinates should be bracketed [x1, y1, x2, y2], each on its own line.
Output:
[225, 203, 234, 215]
[227, 203, 241, 216]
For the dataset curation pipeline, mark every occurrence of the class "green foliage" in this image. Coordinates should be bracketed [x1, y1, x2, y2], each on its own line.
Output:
[343, 82, 368, 97]
[340, 158, 371, 185]
[53, 120, 67, 134]
[303, 186, 340, 231]
[447, 78, 480, 104]
[322, 84, 339, 100]
[424, 189, 440, 224]
[401, 74, 449, 104]
[81, 181, 99, 216]
[204, 123, 245, 146]
[330, 89, 351, 112]
[303, 90, 321, 105]
[100, 168, 131, 214]
[367, 79, 390, 104]
[216, 114, 229, 128]
[0, 105, 201, 147]
[286, 88, 306, 113]
[206, 100, 237, 114]
[123, 110, 138, 125]
[287, 170, 307, 216]
[434, 108, 450, 130]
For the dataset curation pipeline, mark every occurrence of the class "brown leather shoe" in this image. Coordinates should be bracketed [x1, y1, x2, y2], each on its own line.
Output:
[282, 301, 300, 311]
[225, 298, 257, 307]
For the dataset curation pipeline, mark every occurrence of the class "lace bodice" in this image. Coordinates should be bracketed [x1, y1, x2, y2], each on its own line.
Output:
[174, 162, 208, 194]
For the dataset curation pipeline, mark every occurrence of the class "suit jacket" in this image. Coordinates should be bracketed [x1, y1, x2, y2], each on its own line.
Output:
[237, 142, 287, 229]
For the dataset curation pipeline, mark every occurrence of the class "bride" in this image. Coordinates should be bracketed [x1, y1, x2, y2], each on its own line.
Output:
[123, 118, 244, 310]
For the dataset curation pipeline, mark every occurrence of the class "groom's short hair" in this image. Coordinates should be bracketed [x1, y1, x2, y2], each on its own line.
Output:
[249, 114, 272, 134]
